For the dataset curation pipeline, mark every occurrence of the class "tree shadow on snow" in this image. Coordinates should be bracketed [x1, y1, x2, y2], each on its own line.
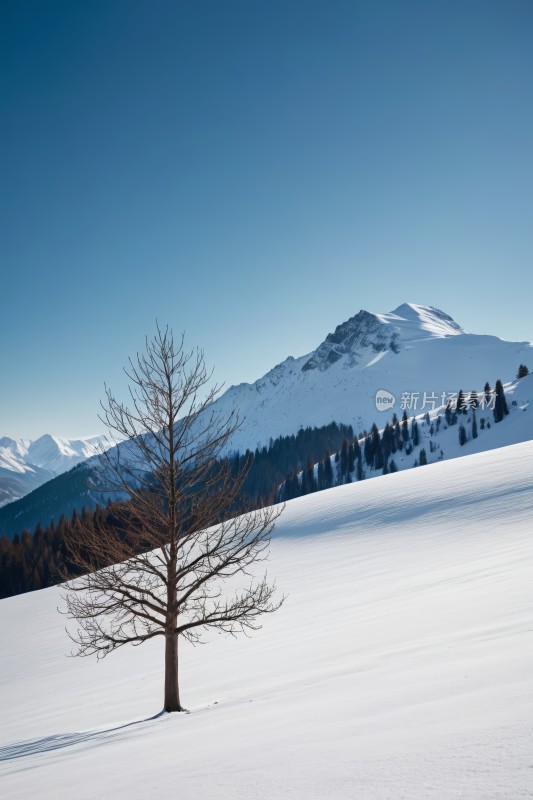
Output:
[0, 709, 167, 762]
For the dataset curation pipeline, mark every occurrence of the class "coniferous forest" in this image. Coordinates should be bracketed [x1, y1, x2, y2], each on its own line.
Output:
[0, 375, 513, 600]
[0, 422, 353, 599]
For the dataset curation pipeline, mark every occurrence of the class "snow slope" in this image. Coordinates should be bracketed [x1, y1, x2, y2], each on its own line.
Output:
[211, 302, 532, 452]
[296, 373, 533, 490]
[0, 434, 107, 507]
[0, 442, 531, 799]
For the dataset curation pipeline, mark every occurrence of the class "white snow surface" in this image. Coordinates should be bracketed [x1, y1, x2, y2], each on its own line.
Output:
[1, 442, 532, 799]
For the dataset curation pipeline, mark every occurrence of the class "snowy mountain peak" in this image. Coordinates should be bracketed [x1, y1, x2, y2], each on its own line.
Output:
[25, 434, 106, 470]
[385, 303, 465, 338]
[302, 309, 396, 372]
[207, 302, 530, 454]
[0, 434, 107, 507]
[301, 303, 463, 373]
[0, 437, 30, 459]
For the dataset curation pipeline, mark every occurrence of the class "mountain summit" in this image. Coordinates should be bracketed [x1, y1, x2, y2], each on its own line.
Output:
[208, 302, 530, 451]
[301, 304, 464, 373]
[1, 302, 530, 512]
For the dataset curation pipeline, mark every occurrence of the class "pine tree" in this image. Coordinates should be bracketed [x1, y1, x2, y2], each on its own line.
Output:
[317, 460, 325, 492]
[493, 379, 509, 423]
[324, 454, 333, 489]
[286, 473, 301, 500]
[340, 439, 349, 482]
[456, 389, 466, 414]
[371, 424, 383, 470]
[472, 411, 478, 439]
[419, 448, 427, 466]
[459, 424, 467, 446]
[401, 411, 409, 442]
[517, 364, 529, 379]
[305, 459, 316, 493]
[411, 419, 419, 447]
[381, 423, 392, 462]
[484, 381, 491, 406]
[364, 435, 373, 467]
[348, 443, 355, 475]
[394, 419, 401, 450]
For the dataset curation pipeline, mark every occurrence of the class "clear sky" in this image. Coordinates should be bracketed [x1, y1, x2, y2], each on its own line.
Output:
[2, 0, 532, 439]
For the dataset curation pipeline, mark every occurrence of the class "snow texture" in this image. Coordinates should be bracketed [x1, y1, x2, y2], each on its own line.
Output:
[0, 441, 532, 799]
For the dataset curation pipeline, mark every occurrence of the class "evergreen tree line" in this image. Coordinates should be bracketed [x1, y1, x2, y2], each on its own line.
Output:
[0, 377, 515, 599]
[0, 506, 118, 600]
[281, 410, 417, 500]
[0, 422, 353, 600]
[457, 378, 510, 446]
[228, 422, 354, 503]
[282, 376, 512, 499]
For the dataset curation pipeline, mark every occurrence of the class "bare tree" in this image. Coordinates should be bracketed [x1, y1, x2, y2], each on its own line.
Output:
[62, 327, 284, 712]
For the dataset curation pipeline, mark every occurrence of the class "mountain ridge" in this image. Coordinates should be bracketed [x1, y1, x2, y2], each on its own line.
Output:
[0, 434, 106, 507]
[0, 302, 530, 523]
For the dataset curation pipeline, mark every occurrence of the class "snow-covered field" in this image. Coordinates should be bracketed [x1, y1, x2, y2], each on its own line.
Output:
[1, 442, 532, 799]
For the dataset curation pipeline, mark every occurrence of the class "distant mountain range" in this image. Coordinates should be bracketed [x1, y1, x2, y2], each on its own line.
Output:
[0, 302, 531, 537]
[0, 435, 106, 508]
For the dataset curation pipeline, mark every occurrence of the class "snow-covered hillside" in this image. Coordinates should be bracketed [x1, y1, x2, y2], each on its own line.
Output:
[290, 373, 533, 494]
[0, 434, 106, 507]
[1, 442, 531, 799]
[213, 302, 532, 452]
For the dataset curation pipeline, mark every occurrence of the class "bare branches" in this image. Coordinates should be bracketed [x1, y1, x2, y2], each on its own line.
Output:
[61, 327, 284, 710]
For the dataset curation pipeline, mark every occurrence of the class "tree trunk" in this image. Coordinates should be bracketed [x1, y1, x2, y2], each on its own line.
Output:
[164, 630, 181, 712]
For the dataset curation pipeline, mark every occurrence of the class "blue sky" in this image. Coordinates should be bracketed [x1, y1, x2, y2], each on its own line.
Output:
[2, 0, 532, 439]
